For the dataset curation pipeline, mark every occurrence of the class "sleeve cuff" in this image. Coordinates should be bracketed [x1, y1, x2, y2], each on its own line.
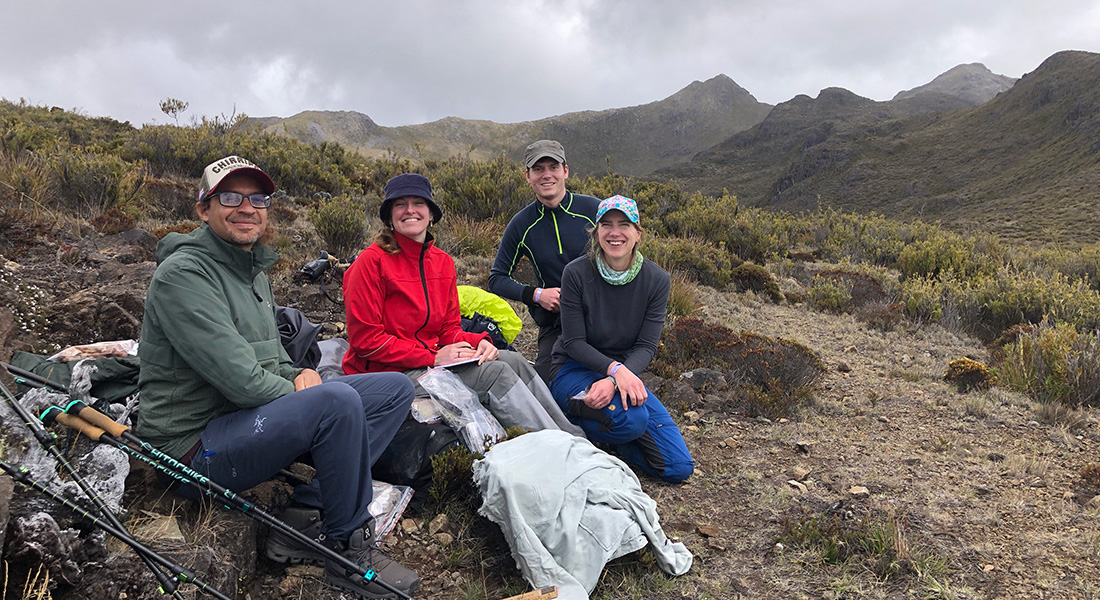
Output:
[522, 285, 537, 304]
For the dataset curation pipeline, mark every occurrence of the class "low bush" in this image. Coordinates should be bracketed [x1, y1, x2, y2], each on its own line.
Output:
[854, 301, 904, 331]
[943, 358, 995, 393]
[50, 150, 146, 217]
[644, 236, 738, 288]
[995, 320, 1100, 408]
[666, 271, 700, 318]
[652, 317, 825, 418]
[730, 263, 783, 302]
[436, 213, 504, 259]
[307, 195, 368, 258]
[808, 275, 852, 313]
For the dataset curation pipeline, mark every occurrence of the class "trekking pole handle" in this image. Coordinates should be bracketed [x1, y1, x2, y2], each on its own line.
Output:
[41, 407, 106, 441]
[69, 402, 129, 438]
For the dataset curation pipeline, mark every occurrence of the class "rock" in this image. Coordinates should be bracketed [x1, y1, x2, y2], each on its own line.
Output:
[433, 532, 454, 546]
[132, 514, 187, 544]
[849, 485, 870, 498]
[679, 368, 728, 393]
[778, 418, 789, 424]
[696, 525, 720, 537]
[787, 480, 807, 492]
[1087, 495, 1100, 509]
[0, 475, 13, 544]
[428, 513, 449, 535]
[686, 425, 699, 432]
[684, 411, 701, 422]
[789, 467, 811, 481]
[10, 512, 86, 584]
[721, 437, 738, 448]
[795, 441, 813, 454]
[836, 361, 852, 373]
[400, 518, 419, 534]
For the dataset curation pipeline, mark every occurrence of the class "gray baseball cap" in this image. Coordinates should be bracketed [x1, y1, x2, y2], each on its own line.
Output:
[524, 139, 566, 168]
[198, 155, 275, 201]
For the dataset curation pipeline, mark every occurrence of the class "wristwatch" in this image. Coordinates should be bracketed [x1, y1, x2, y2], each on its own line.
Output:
[607, 376, 617, 389]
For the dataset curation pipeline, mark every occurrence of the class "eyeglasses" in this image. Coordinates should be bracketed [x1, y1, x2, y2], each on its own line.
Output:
[211, 191, 272, 209]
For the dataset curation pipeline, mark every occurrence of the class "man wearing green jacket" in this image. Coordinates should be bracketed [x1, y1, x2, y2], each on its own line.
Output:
[137, 155, 418, 599]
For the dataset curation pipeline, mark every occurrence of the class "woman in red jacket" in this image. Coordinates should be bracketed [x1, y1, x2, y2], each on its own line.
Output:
[342, 173, 580, 435]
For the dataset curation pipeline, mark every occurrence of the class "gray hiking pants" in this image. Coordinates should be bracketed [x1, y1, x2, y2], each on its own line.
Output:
[405, 350, 584, 437]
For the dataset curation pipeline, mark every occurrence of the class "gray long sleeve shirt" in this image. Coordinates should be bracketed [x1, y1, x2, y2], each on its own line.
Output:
[551, 256, 670, 378]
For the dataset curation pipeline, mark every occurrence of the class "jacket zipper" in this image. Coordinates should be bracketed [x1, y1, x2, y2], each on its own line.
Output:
[413, 242, 431, 350]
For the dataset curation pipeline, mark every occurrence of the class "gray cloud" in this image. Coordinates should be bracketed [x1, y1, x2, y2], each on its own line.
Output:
[1, 1, 1098, 127]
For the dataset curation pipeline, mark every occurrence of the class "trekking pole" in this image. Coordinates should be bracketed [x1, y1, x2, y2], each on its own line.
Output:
[31, 388, 416, 599]
[0, 460, 233, 600]
[0, 378, 189, 599]
[2, 362, 311, 487]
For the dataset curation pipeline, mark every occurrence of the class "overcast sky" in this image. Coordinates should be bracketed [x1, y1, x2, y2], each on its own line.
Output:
[2, 1, 1099, 128]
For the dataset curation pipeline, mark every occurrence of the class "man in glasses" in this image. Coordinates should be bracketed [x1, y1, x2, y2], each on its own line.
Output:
[137, 155, 419, 599]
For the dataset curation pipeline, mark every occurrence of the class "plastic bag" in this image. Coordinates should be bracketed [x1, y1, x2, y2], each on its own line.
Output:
[48, 340, 138, 362]
[369, 480, 414, 546]
[410, 397, 444, 423]
[417, 367, 506, 454]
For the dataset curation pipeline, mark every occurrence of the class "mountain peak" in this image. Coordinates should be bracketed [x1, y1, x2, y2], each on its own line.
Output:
[893, 63, 1017, 106]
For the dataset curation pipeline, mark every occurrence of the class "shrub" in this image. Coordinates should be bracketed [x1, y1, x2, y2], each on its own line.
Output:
[943, 358, 995, 393]
[436, 213, 504, 259]
[666, 271, 700, 318]
[644, 236, 738, 288]
[652, 317, 825, 418]
[90, 208, 136, 235]
[307, 195, 368, 258]
[730, 263, 783, 302]
[150, 222, 199, 239]
[808, 275, 852, 313]
[854, 301, 904, 331]
[995, 321, 1100, 408]
[50, 150, 146, 217]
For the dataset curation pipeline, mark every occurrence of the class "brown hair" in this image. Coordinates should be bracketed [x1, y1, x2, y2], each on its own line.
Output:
[374, 224, 401, 254]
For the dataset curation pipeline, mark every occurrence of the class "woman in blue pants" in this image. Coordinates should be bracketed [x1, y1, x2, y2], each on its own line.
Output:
[549, 195, 694, 483]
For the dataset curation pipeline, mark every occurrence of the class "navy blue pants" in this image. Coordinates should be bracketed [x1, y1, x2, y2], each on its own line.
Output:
[550, 359, 694, 483]
[189, 373, 413, 542]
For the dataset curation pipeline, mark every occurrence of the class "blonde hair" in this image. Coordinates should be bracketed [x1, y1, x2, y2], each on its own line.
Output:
[587, 219, 643, 263]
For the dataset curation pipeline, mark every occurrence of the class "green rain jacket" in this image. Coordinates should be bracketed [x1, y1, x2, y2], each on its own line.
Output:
[136, 224, 299, 458]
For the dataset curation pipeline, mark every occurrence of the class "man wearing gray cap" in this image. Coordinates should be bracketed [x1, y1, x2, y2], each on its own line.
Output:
[489, 140, 599, 382]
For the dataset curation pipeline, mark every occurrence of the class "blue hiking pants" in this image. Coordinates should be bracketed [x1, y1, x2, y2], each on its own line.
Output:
[550, 359, 694, 483]
[188, 373, 413, 542]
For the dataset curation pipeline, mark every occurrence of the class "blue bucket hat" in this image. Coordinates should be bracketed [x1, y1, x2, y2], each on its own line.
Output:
[595, 195, 640, 223]
[380, 173, 443, 224]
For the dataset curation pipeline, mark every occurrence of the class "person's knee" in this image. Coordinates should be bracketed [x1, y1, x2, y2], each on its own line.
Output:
[606, 408, 648, 442]
[316, 382, 362, 417]
[658, 458, 695, 484]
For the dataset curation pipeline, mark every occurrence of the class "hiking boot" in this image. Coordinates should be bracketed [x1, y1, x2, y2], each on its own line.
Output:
[264, 506, 325, 565]
[324, 522, 420, 599]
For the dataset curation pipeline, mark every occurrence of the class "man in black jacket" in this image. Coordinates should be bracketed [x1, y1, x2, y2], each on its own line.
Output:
[488, 140, 599, 382]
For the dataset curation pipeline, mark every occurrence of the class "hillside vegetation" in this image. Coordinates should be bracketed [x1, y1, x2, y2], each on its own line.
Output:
[659, 50, 1100, 244]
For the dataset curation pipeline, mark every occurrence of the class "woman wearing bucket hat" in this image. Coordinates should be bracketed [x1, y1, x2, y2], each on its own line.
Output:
[341, 173, 582, 436]
[549, 195, 694, 483]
